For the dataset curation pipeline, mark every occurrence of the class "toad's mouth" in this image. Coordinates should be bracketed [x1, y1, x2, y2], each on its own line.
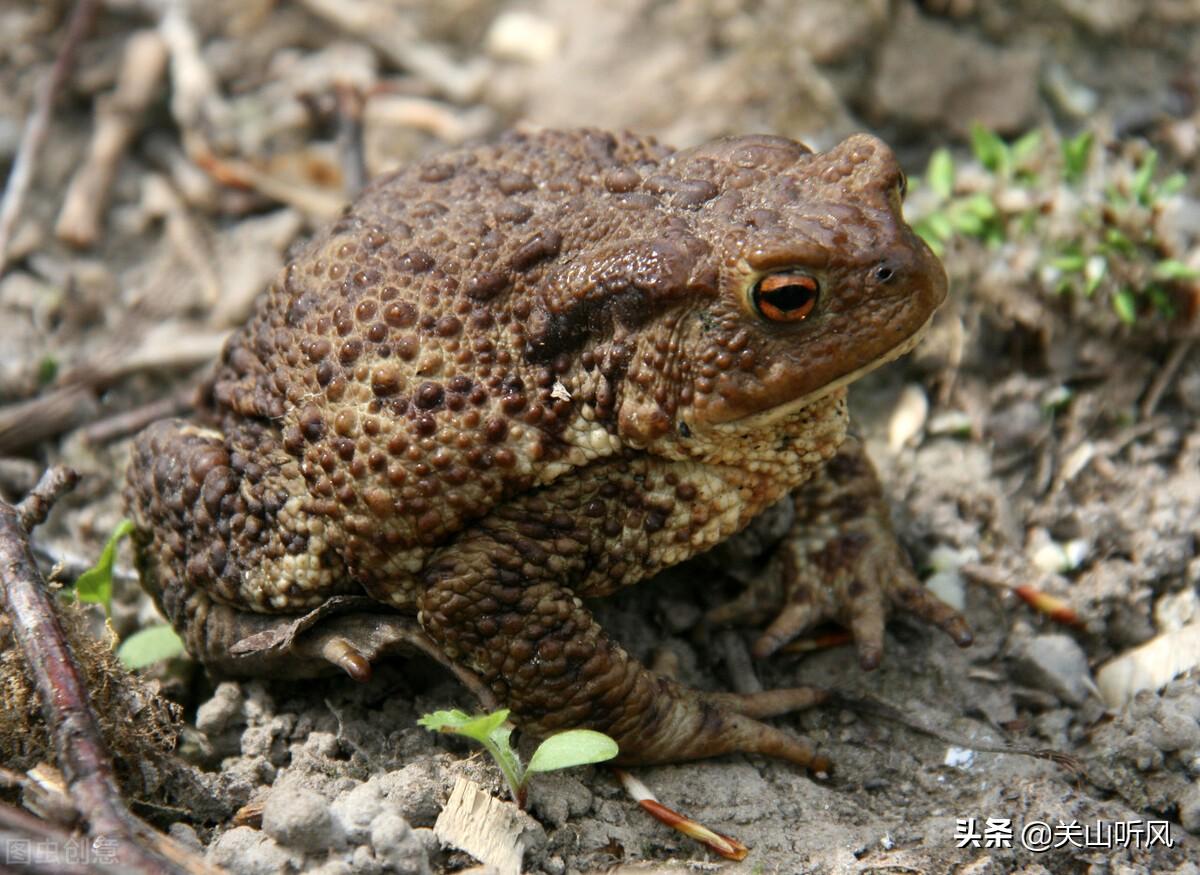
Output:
[715, 312, 936, 434]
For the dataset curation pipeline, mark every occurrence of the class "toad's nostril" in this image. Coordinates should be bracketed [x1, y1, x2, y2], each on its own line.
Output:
[874, 263, 896, 283]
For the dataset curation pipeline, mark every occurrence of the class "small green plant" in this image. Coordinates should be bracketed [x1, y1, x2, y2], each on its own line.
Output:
[73, 519, 135, 615]
[420, 708, 618, 807]
[911, 141, 1005, 257]
[1061, 130, 1094, 184]
[910, 122, 1195, 327]
[36, 355, 58, 386]
[73, 519, 186, 667]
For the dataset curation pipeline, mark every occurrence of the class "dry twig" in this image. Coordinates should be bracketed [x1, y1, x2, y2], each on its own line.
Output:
[55, 30, 168, 247]
[0, 328, 223, 455]
[335, 83, 368, 198]
[79, 384, 195, 446]
[0, 0, 100, 273]
[1140, 336, 1193, 419]
[0, 468, 216, 874]
[296, 0, 487, 102]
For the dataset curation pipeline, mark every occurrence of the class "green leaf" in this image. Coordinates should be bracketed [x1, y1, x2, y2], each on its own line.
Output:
[1010, 129, 1043, 165]
[1158, 172, 1187, 198]
[915, 224, 946, 257]
[963, 192, 998, 219]
[117, 624, 186, 669]
[1112, 288, 1138, 324]
[1050, 253, 1086, 273]
[922, 211, 954, 242]
[74, 519, 134, 615]
[947, 193, 998, 238]
[926, 148, 955, 200]
[36, 356, 58, 386]
[486, 725, 526, 798]
[1061, 130, 1093, 184]
[1131, 149, 1158, 206]
[970, 123, 1009, 175]
[1103, 227, 1135, 255]
[420, 709, 527, 803]
[1152, 259, 1200, 281]
[527, 730, 619, 774]
[419, 708, 510, 740]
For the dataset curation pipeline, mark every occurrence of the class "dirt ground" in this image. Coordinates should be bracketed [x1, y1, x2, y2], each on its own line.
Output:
[2, 1, 1200, 873]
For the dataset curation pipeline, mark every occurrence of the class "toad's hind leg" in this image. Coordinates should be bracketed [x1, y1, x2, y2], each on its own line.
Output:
[417, 462, 830, 770]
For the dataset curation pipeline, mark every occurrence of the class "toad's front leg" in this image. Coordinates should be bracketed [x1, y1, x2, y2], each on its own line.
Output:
[709, 435, 973, 668]
[416, 463, 829, 770]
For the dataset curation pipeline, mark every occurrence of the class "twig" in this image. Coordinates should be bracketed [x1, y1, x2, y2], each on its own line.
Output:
[0, 329, 222, 454]
[190, 147, 345, 220]
[157, 0, 225, 143]
[364, 91, 494, 145]
[335, 83, 367, 198]
[825, 689, 1081, 773]
[56, 29, 169, 247]
[79, 383, 195, 446]
[296, 0, 487, 103]
[0, 798, 98, 874]
[0, 385, 99, 457]
[1140, 336, 1193, 419]
[613, 769, 749, 860]
[0, 468, 212, 874]
[0, 0, 100, 274]
[140, 173, 221, 308]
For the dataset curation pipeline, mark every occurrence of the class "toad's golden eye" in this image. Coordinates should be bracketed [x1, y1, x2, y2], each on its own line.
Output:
[751, 272, 819, 323]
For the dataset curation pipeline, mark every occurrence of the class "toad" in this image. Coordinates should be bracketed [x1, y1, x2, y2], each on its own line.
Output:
[126, 128, 971, 769]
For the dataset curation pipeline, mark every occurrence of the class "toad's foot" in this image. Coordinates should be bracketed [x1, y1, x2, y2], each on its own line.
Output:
[707, 435, 972, 669]
[417, 458, 833, 771]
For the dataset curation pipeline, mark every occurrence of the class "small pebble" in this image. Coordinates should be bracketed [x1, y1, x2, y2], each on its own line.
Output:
[195, 682, 243, 735]
[332, 780, 385, 843]
[206, 826, 294, 875]
[262, 784, 341, 853]
[485, 11, 561, 63]
[370, 811, 430, 875]
[888, 383, 929, 451]
[1013, 633, 1096, 706]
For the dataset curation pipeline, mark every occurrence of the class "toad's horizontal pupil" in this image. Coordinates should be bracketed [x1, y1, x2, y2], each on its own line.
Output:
[763, 283, 815, 312]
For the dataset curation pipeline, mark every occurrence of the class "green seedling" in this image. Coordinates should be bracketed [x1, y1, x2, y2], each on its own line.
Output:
[36, 355, 58, 386]
[970, 123, 1010, 176]
[420, 708, 618, 808]
[912, 122, 1194, 328]
[73, 518, 186, 667]
[1061, 130, 1094, 185]
[73, 519, 134, 615]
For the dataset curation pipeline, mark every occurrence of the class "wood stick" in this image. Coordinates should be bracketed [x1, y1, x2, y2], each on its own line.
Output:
[0, 468, 213, 874]
[0, 0, 100, 273]
[56, 30, 169, 247]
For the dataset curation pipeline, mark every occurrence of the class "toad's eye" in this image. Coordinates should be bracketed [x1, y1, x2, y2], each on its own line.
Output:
[751, 272, 819, 323]
[898, 172, 908, 200]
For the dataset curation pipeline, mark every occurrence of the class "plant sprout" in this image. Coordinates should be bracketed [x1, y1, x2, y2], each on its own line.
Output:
[73, 518, 185, 667]
[420, 708, 618, 808]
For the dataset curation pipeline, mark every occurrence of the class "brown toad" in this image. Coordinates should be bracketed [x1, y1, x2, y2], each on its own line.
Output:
[126, 128, 970, 769]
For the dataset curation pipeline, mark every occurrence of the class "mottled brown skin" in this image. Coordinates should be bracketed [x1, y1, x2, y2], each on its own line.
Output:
[126, 128, 969, 768]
